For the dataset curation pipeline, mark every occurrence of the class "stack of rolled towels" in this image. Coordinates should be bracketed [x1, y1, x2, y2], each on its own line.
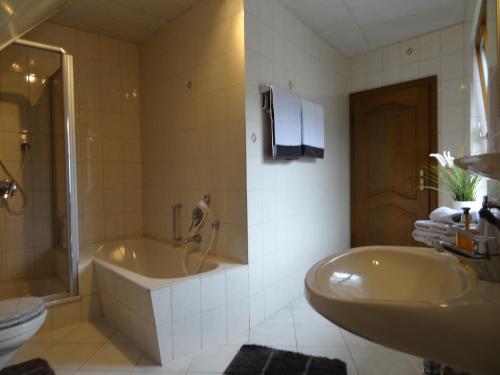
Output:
[412, 207, 479, 247]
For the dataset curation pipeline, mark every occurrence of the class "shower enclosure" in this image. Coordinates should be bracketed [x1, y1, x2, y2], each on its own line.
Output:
[0, 39, 78, 302]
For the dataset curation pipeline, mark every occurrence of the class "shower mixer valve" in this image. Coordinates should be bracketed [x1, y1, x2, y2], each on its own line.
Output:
[0, 180, 17, 200]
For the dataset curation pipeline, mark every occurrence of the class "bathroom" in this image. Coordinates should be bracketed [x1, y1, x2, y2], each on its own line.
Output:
[0, 0, 499, 374]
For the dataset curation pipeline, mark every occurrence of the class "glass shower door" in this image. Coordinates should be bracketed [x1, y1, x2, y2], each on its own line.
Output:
[0, 40, 78, 302]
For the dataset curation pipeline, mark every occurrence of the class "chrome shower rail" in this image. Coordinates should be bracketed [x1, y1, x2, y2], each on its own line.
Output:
[13, 38, 80, 298]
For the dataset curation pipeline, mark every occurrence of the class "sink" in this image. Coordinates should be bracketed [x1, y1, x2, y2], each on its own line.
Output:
[305, 246, 500, 375]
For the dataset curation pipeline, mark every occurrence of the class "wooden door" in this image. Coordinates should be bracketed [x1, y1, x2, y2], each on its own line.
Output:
[350, 77, 437, 247]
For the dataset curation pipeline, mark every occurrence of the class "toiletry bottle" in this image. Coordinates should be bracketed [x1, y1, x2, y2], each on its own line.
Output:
[456, 207, 474, 252]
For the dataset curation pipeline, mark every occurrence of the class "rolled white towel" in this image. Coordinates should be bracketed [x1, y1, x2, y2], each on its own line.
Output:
[412, 229, 456, 246]
[429, 207, 479, 224]
[414, 220, 455, 235]
[412, 234, 433, 247]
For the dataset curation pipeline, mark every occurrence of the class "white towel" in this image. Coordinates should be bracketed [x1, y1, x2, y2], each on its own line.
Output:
[262, 86, 302, 159]
[301, 99, 324, 158]
[412, 232, 435, 247]
[429, 207, 479, 224]
[414, 220, 455, 235]
[412, 229, 456, 247]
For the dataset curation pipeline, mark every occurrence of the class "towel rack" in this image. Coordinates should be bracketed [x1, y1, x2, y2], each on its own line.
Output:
[260, 82, 294, 93]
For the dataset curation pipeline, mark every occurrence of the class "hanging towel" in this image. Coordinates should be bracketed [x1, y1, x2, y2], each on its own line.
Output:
[301, 99, 325, 158]
[261, 86, 302, 159]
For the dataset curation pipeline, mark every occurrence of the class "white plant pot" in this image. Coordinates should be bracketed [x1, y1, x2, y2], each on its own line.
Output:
[451, 200, 481, 211]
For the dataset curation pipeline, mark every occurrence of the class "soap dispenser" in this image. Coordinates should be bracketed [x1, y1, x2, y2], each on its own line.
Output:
[456, 207, 475, 252]
[462, 207, 471, 231]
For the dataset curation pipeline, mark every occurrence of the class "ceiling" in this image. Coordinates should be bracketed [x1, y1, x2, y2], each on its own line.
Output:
[51, 0, 468, 57]
[279, 0, 468, 57]
[50, 0, 199, 43]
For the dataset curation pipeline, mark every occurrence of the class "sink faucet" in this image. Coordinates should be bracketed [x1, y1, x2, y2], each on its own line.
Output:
[183, 234, 201, 245]
[433, 196, 500, 282]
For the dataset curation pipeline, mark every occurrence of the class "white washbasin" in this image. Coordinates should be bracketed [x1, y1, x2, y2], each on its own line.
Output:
[305, 246, 500, 375]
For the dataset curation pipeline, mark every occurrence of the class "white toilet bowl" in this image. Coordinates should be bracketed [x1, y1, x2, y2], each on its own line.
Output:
[0, 297, 47, 369]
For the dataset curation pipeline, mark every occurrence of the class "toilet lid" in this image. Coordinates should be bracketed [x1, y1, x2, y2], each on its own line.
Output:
[0, 297, 45, 330]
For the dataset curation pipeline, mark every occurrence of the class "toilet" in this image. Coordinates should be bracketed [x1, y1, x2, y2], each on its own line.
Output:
[0, 297, 47, 368]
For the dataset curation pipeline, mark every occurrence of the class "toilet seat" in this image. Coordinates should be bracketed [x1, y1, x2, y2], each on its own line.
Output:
[0, 297, 45, 330]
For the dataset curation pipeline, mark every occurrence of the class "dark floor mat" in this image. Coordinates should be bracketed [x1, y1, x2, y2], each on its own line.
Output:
[224, 344, 347, 375]
[0, 358, 55, 375]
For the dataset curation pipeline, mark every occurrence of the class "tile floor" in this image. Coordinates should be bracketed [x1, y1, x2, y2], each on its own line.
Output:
[9, 296, 424, 375]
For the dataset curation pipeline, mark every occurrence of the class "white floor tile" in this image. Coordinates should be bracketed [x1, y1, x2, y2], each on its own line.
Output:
[295, 324, 345, 347]
[292, 308, 331, 326]
[341, 329, 380, 349]
[350, 346, 416, 375]
[405, 354, 424, 375]
[7, 342, 54, 365]
[43, 343, 103, 372]
[31, 325, 75, 343]
[291, 296, 313, 311]
[248, 324, 297, 350]
[262, 307, 294, 326]
[188, 345, 240, 373]
[298, 345, 359, 375]
[76, 371, 131, 375]
[64, 322, 114, 344]
[10, 295, 422, 375]
[81, 343, 143, 371]
[132, 353, 194, 374]
[224, 331, 249, 345]
[110, 330, 134, 345]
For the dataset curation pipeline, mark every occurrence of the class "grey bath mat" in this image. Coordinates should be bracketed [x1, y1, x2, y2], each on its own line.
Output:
[0, 358, 55, 375]
[224, 345, 347, 375]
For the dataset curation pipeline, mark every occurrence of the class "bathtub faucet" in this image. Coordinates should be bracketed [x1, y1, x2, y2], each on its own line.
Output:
[171, 203, 182, 247]
[183, 234, 202, 245]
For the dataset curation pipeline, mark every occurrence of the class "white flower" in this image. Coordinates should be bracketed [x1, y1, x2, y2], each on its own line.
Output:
[430, 151, 455, 168]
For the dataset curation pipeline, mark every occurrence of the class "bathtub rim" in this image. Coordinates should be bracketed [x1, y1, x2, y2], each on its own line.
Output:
[79, 237, 245, 291]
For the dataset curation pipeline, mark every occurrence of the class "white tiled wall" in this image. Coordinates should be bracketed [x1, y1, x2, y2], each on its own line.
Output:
[244, 0, 351, 325]
[11, 22, 143, 246]
[139, 0, 248, 263]
[348, 23, 472, 207]
[349, 24, 470, 154]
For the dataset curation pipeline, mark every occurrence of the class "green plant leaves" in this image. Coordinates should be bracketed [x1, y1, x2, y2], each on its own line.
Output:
[423, 164, 482, 201]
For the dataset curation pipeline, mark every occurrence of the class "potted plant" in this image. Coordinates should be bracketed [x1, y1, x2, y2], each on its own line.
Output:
[424, 151, 483, 210]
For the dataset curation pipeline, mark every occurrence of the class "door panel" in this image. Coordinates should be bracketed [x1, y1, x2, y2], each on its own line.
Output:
[350, 77, 437, 247]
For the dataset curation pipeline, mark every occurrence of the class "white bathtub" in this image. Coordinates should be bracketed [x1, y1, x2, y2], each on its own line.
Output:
[80, 238, 250, 364]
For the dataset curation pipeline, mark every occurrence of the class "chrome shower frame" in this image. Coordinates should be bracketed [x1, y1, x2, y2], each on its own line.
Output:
[13, 38, 80, 298]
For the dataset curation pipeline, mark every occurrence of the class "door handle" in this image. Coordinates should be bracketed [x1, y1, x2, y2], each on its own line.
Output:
[419, 169, 424, 191]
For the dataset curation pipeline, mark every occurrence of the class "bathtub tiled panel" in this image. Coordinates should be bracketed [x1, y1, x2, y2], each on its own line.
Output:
[94, 262, 250, 365]
[94, 263, 162, 362]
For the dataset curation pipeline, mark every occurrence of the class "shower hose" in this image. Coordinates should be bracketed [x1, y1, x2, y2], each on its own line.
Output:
[182, 220, 219, 276]
[0, 155, 28, 215]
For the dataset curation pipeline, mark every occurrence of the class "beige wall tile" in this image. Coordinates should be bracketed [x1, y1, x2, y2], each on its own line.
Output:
[139, 0, 247, 262]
